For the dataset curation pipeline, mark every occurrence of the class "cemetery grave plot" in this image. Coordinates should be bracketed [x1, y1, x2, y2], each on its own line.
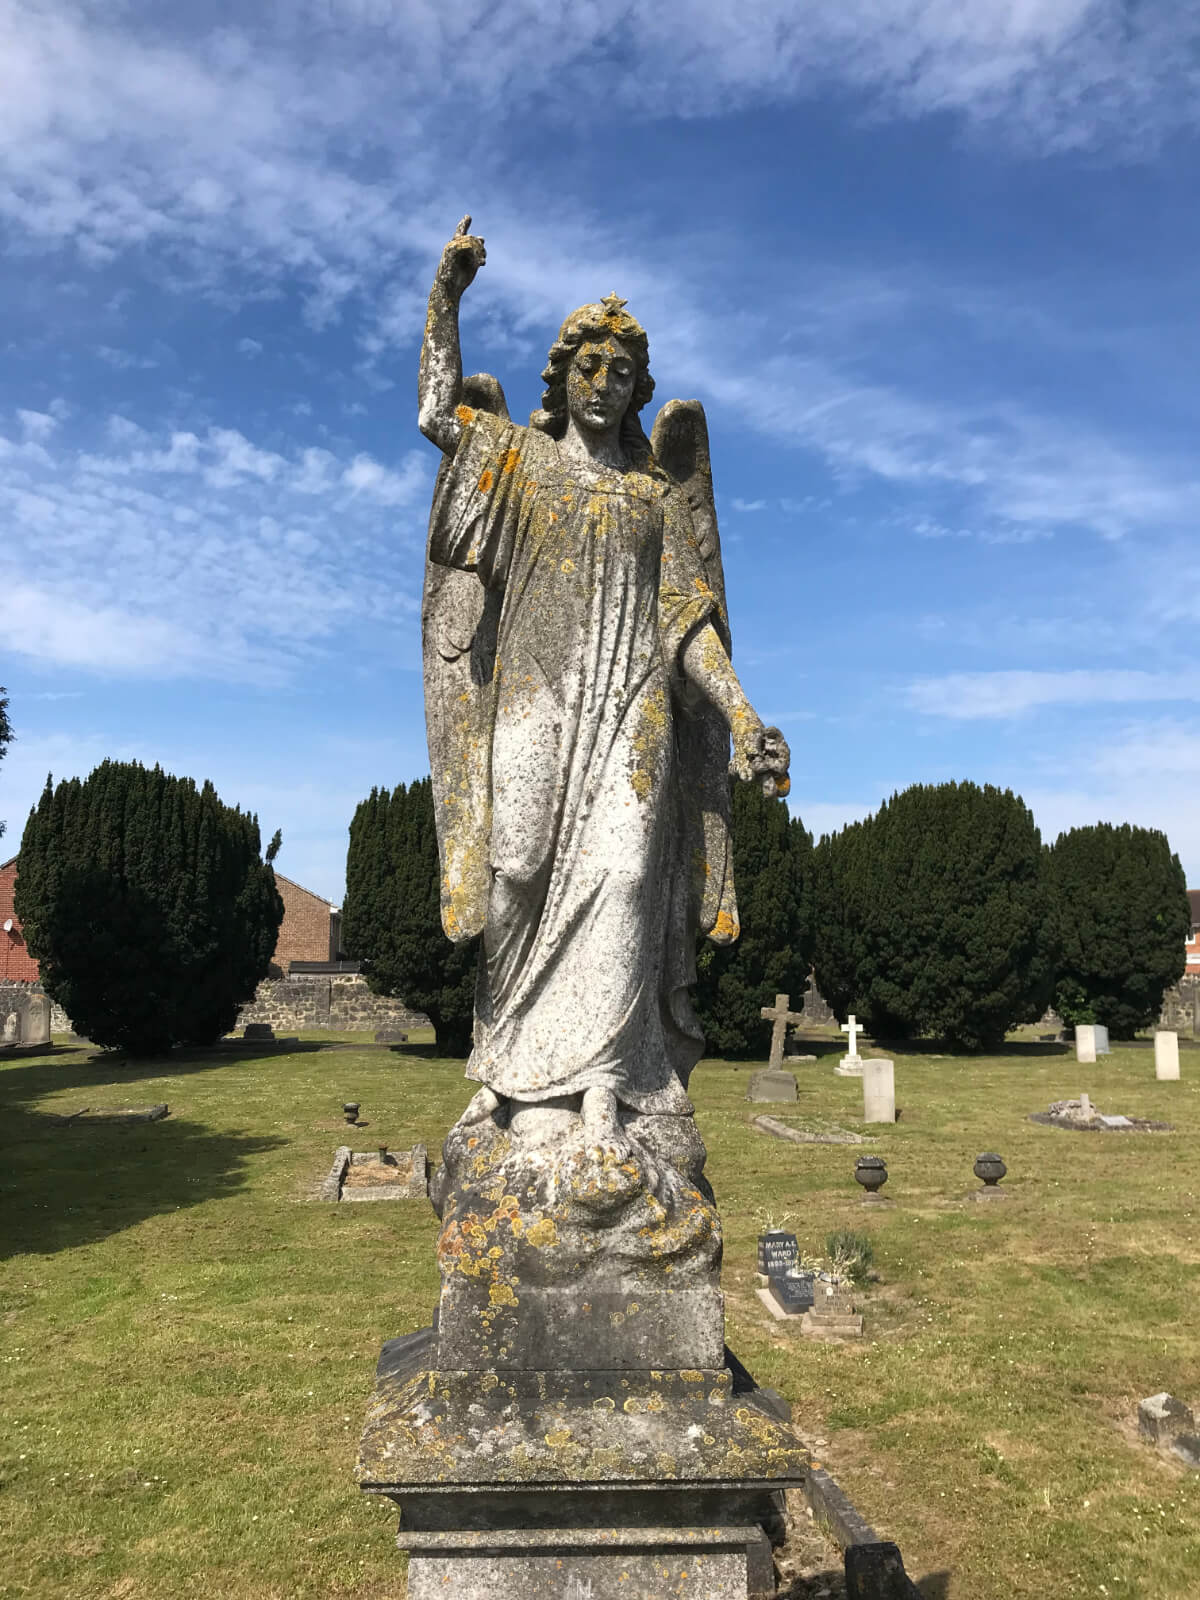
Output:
[1030, 1095, 1173, 1133]
[317, 1142, 429, 1201]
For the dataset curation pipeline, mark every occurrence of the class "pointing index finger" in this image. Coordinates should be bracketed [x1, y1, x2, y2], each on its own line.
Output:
[454, 214, 472, 237]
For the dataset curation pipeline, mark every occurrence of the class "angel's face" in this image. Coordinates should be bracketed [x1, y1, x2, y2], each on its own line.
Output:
[566, 337, 636, 435]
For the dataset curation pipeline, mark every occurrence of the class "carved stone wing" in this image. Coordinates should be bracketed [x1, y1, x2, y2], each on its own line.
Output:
[423, 373, 508, 943]
[651, 399, 738, 945]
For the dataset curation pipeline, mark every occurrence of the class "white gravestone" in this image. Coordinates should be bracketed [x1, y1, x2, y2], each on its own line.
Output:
[25, 993, 51, 1048]
[1076, 1025, 1098, 1064]
[837, 1014, 865, 1076]
[2, 1012, 18, 1046]
[862, 1058, 895, 1123]
[1094, 1024, 1111, 1055]
[1155, 1030, 1181, 1081]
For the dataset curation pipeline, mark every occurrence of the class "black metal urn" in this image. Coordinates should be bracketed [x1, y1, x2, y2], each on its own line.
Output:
[854, 1154, 888, 1200]
[973, 1152, 1007, 1188]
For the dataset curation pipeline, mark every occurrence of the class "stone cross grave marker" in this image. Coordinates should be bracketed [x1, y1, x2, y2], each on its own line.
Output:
[1155, 1030, 1181, 1081]
[760, 992, 804, 1071]
[840, 1014, 864, 1057]
[837, 1013, 866, 1075]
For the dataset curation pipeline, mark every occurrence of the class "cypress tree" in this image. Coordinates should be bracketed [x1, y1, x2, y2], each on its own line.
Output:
[14, 761, 283, 1055]
[1049, 822, 1189, 1038]
[812, 782, 1055, 1051]
[342, 778, 477, 1056]
[692, 784, 813, 1057]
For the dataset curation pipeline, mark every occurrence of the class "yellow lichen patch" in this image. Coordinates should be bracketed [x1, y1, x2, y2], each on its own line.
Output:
[544, 1428, 573, 1449]
[560, 558, 575, 574]
[712, 909, 739, 941]
[455, 404, 477, 424]
[477, 468, 494, 494]
[775, 775, 791, 796]
[524, 1216, 558, 1249]
[501, 448, 520, 474]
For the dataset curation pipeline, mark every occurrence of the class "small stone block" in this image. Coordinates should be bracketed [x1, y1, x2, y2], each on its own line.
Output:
[1139, 1392, 1194, 1444]
[844, 1539, 923, 1600]
[746, 1068, 797, 1102]
[1097, 1114, 1133, 1128]
[835, 1056, 863, 1077]
[785, 1053, 817, 1062]
[768, 1273, 814, 1315]
[800, 1310, 864, 1340]
[243, 1023, 275, 1040]
[374, 1028, 409, 1043]
[1170, 1434, 1200, 1468]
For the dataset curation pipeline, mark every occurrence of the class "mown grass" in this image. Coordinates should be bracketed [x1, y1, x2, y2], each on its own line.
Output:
[1, 1034, 1197, 1598]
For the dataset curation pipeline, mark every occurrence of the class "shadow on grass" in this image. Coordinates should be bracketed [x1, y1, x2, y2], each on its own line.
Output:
[918, 1572, 953, 1598]
[0, 1048, 286, 1260]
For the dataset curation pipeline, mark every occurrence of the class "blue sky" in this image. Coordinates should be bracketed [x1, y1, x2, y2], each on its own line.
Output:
[4, 1, 1200, 903]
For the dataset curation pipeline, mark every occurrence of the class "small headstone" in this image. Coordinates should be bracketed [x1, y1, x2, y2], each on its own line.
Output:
[25, 993, 51, 1047]
[1097, 1113, 1133, 1129]
[1076, 1026, 1097, 1064]
[768, 1272, 814, 1315]
[2, 1012, 18, 1046]
[757, 1230, 799, 1278]
[800, 1276, 863, 1340]
[862, 1058, 895, 1124]
[375, 1028, 409, 1044]
[1155, 1031, 1181, 1081]
[747, 1068, 797, 1103]
[1138, 1392, 1195, 1445]
[784, 1053, 817, 1063]
[243, 1023, 275, 1041]
[759, 992, 804, 1070]
[1094, 1024, 1111, 1055]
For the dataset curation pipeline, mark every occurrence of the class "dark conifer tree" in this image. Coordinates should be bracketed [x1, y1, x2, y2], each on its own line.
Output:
[342, 778, 477, 1055]
[1049, 822, 1189, 1038]
[14, 761, 283, 1055]
[0, 686, 12, 841]
[811, 781, 1055, 1050]
[691, 784, 813, 1057]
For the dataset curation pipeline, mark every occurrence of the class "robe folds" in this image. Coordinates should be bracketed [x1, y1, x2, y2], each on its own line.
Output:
[426, 409, 726, 1113]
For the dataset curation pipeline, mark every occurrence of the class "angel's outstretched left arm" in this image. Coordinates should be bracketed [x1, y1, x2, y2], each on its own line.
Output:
[680, 622, 790, 796]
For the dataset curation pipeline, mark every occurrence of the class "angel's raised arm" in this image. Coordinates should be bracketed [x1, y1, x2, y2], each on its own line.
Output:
[418, 216, 487, 456]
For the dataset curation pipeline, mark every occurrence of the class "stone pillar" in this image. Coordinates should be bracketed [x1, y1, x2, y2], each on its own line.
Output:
[1155, 1030, 1181, 1081]
[862, 1058, 895, 1123]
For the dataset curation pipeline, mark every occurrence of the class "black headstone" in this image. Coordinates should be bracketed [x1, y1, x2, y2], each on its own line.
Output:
[767, 1272, 814, 1315]
[757, 1231, 799, 1278]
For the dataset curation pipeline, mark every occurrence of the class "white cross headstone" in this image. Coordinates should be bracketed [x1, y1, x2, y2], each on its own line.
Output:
[836, 1014, 866, 1074]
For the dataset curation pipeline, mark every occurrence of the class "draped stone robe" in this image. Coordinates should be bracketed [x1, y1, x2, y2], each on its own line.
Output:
[427, 409, 724, 1114]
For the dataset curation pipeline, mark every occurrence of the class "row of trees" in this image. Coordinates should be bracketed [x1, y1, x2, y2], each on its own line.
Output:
[344, 777, 1190, 1054]
[16, 762, 284, 1056]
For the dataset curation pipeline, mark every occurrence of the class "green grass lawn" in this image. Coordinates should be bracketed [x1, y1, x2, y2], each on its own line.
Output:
[2, 1035, 1198, 1598]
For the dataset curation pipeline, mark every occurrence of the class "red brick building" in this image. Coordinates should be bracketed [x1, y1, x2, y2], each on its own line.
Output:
[1186, 889, 1200, 978]
[0, 857, 39, 982]
[0, 858, 340, 981]
[269, 874, 342, 974]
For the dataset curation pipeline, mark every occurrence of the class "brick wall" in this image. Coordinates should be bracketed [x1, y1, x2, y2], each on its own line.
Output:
[236, 972, 427, 1033]
[0, 859, 40, 983]
[271, 875, 337, 973]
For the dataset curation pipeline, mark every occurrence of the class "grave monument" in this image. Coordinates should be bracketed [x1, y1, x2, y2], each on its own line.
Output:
[1155, 1030, 1181, 1081]
[357, 219, 808, 1597]
[836, 1013, 865, 1076]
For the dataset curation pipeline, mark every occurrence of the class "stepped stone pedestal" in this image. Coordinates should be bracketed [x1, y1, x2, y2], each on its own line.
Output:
[358, 1105, 809, 1597]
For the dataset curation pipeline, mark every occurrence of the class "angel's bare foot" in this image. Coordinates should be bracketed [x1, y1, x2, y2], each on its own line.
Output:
[582, 1086, 633, 1163]
[458, 1086, 503, 1127]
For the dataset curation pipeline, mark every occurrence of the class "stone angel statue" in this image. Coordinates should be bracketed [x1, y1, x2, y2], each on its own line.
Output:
[418, 216, 790, 1163]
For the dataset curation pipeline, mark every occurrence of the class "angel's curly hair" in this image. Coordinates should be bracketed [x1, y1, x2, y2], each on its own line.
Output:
[529, 300, 656, 462]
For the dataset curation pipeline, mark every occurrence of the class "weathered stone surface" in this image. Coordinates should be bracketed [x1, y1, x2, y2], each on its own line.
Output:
[760, 993, 804, 1071]
[237, 971, 425, 1035]
[747, 1068, 797, 1103]
[1139, 1391, 1195, 1444]
[433, 1102, 722, 1371]
[24, 992, 51, 1047]
[753, 1114, 866, 1146]
[844, 1540, 924, 1599]
[2, 1011, 17, 1045]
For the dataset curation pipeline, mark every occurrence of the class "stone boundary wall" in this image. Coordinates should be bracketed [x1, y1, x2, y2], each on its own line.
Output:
[236, 972, 427, 1034]
[1160, 976, 1200, 1035]
[0, 980, 71, 1035]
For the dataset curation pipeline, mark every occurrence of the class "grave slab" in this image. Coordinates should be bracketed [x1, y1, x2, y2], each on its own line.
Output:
[746, 1067, 797, 1102]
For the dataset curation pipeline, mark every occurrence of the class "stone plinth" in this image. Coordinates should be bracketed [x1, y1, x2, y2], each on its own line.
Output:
[1155, 1031, 1181, 1081]
[800, 1279, 863, 1341]
[834, 1056, 863, 1078]
[358, 1334, 804, 1600]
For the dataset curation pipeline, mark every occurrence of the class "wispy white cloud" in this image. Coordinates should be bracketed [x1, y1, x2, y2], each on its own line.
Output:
[2, 412, 430, 681]
[905, 669, 1200, 720]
